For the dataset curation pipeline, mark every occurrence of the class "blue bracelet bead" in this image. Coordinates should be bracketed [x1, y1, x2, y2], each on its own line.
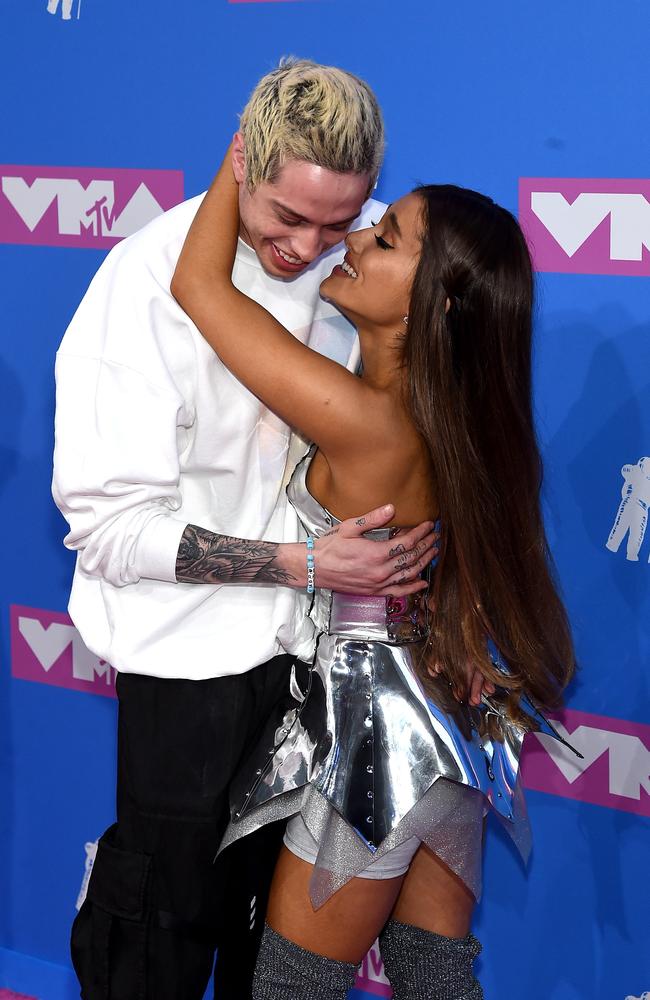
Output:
[306, 536, 316, 594]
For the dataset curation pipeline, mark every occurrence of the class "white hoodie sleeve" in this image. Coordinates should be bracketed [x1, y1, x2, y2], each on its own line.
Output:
[52, 241, 195, 587]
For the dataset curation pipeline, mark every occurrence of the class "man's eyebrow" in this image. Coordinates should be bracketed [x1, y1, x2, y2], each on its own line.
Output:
[271, 200, 358, 228]
[271, 200, 304, 221]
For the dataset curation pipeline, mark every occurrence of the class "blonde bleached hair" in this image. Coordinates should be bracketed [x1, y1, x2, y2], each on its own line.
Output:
[239, 57, 385, 191]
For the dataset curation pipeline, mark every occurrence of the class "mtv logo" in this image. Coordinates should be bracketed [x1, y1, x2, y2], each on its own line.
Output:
[10, 604, 116, 698]
[521, 707, 650, 816]
[354, 939, 392, 997]
[519, 178, 650, 276]
[0, 165, 183, 249]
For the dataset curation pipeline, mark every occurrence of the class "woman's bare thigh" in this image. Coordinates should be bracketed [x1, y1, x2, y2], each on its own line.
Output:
[391, 843, 475, 938]
[265, 846, 405, 964]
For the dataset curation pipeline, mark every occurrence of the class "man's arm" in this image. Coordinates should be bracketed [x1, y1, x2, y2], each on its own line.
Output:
[176, 510, 438, 597]
[54, 352, 436, 596]
[53, 233, 436, 596]
[176, 525, 296, 585]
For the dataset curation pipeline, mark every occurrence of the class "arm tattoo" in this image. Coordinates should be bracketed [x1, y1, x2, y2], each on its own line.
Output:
[176, 524, 297, 585]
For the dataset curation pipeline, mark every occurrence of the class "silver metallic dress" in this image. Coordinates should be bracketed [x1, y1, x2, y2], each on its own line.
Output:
[221, 447, 574, 907]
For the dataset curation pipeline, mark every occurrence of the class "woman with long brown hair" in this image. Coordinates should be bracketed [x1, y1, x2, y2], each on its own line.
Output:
[171, 151, 576, 1000]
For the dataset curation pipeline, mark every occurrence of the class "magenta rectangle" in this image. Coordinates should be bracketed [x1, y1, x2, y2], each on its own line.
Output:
[521, 707, 650, 817]
[0, 164, 184, 249]
[518, 177, 650, 276]
[10, 604, 116, 698]
[353, 981, 392, 998]
[354, 942, 391, 996]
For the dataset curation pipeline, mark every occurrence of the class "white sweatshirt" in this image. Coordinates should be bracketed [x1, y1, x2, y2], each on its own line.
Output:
[52, 193, 384, 679]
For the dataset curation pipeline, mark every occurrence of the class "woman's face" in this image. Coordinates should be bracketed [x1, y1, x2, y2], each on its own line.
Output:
[320, 192, 423, 333]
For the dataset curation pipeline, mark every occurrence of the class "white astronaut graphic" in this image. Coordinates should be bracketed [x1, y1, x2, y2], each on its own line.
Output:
[606, 457, 650, 562]
[46, 0, 81, 20]
[75, 839, 98, 910]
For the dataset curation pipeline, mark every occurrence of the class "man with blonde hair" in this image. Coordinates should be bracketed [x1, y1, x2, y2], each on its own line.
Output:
[54, 59, 435, 1000]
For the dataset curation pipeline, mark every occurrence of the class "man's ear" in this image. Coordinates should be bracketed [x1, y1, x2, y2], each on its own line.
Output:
[232, 132, 246, 185]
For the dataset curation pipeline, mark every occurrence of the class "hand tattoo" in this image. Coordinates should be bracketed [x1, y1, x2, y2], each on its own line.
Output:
[389, 543, 406, 557]
[355, 517, 367, 526]
[176, 524, 296, 585]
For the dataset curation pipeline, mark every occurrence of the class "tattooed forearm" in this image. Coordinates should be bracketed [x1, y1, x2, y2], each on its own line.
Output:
[175, 524, 297, 585]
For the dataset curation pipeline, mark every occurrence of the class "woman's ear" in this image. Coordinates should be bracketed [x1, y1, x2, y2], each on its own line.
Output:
[232, 132, 246, 185]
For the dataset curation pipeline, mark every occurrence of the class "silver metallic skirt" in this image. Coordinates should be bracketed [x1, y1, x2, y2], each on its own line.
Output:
[220, 631, 563, 907]
[220, 448, 577, 907]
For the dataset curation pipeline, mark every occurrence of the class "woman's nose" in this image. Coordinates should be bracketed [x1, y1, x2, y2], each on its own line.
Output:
[345, 230, 362, 253]
[346, 226, 374, 253]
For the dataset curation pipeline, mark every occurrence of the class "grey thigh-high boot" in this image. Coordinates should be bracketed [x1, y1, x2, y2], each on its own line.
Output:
[379, 919, 483, 1000]
[252, 924, 359, 1000]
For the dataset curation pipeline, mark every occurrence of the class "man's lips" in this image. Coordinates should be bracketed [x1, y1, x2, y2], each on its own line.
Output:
[270, 242, 307, 272]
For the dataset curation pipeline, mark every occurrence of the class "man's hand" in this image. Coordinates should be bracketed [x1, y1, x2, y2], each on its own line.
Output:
[310, 504, 439, 597]
[175, 505, 438, 597]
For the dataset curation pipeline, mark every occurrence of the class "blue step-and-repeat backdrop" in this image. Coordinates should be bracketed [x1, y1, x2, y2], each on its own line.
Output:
[1, 2, 648, 999]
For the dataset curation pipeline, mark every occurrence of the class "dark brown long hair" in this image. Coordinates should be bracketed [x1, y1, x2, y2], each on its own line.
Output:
[404, 185, 575, 719]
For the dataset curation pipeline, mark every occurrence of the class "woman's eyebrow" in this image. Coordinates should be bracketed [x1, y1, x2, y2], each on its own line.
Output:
[381, 205, 402, 237]
[388, 210, 402, 237]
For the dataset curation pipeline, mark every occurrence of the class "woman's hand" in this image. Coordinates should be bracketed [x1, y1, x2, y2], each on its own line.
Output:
[427, 659, 496, 707]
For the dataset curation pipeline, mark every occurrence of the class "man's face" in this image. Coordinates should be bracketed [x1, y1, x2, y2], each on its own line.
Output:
[235, 152, 371, 279]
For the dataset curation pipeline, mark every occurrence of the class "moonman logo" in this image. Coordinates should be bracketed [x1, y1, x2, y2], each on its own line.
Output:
[10, 605, 116, 698]
[46, 0, 81, 19]
[519, 178, 650, 276]
[521, 708, 650, 817]
[0, 166, 184, 249]
[76, 839, 99, 910]
[606, 457, 650, 562]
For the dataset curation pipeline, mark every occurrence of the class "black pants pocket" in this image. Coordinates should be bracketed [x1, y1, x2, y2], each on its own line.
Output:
[71, 824, 152, 1000]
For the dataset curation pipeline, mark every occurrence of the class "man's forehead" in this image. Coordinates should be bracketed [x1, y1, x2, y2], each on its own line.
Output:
[265, 159, 369, 224]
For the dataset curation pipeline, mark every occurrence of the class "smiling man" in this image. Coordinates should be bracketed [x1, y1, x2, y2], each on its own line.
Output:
[53, 59, 435, 1000]
[233, 63, 381, 276]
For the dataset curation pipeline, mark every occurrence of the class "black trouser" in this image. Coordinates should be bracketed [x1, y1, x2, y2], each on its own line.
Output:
[71, 655, 294, 1000]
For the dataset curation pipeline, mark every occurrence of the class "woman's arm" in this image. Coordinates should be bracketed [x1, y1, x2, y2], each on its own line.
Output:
[170, 151, 371, 453]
